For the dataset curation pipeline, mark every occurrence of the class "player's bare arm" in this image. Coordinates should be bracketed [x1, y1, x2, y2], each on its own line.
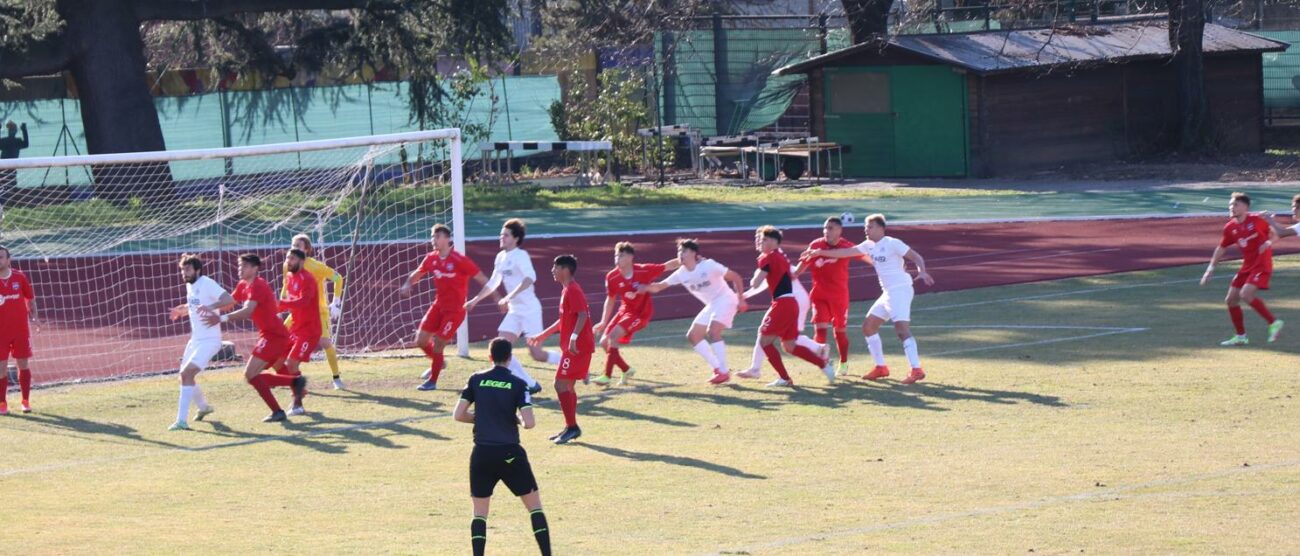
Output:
[568, 311, 588, 355]
[399, 267, 426, 298]
[204, 299, 257, 326]
[527, 320, 561, 347]
[904, 249, 935, 286]
[803, 247, 858, 259]
[594, 293, 617, 336]
[464, 270, 502, 310]
[453, 398, 475, 423]
[1262, 211, 1298, 238]
[725, 269, 749, 313]
[744, 269, 768, 300]
[638, 280, 672, 295]
[499, 276, 534, 309]
[1200, 245, 1228, 286]
[28, 298, 38, 332]
[662, 258, 682, 272]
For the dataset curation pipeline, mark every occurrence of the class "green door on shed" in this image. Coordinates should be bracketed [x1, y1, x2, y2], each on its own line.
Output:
[823, 66, 968, 177]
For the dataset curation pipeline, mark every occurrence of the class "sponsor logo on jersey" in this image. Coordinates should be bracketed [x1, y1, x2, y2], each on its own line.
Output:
[478, 379, 513, 390]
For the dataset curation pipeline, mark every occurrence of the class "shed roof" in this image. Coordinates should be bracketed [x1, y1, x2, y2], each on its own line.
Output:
[774, 19, 1288, 76]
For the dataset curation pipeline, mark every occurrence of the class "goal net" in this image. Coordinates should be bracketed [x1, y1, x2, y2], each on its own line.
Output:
[0, 129, 469, 386]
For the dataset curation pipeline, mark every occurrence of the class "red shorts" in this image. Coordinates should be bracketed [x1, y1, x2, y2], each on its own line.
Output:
[1232, 268, 1271, 290]
[252, 334, 291, 364]
[760, 297, 801, 341]
[0, 334, 32, 360]
[555, 351, 592, 381]
[810, 290, 849, 328]
[288, 333, 321, 363]
[609, 312, 651, 344]
[420, 304, 466, 341]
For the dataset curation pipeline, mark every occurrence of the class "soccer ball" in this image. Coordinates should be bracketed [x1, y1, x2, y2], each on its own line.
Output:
[840, 211, 855, 224]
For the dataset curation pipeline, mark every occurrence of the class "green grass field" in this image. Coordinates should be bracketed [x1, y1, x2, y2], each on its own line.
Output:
[4, 261, 1300, 554]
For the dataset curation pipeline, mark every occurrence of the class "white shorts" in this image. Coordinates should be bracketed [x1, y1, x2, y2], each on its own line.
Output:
[498, 310, 545, 338]
[868, 285, 914, 323]
[794, 284, 810, 332]
[691, 295, 739, 329]
[180, 338, 223, 372]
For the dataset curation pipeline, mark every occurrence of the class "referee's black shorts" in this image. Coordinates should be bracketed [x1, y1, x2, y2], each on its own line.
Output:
[470, 444, 538, 498]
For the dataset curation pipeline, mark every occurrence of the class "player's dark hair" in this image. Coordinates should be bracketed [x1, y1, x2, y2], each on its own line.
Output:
[757, 225, 782, 243]
[825, 216, 843, 227]
[676, 238, 700, 254]
[489, 337, 512, 364]
[503, 218, 527, 246]
[0, 245, 10, 258]
[288, 248, 307, 261]
[178, 253, 203, 273]
[291, 233, 313, 255]
[431, 224, 452, 238]
[1231, 192, 1251, 206]
[867, 213, 887, 228]
[239, 253, 262, 267]
[554, 254, 578, 274]
[615, 241, 635, 255]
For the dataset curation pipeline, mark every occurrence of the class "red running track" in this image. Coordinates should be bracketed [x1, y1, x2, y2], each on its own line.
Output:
[20, 216, 1288, 385]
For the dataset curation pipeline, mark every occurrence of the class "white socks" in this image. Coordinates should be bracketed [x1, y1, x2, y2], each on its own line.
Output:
[693, 340, 720, 370]
[749, 337, 764, 371]
[508, 357, 539, 388]
[902, 337, 921, 368]
[795, 335, 822, 353]
[545, 350, 562, 365]
[192, 385, 209, 411]
[866, 334, 886, 366]
[710, 341, 729, 374]
[177, 386, 194, 423]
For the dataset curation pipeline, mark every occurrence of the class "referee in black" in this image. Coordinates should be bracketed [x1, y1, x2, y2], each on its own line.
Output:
[454, 337, 552, 556]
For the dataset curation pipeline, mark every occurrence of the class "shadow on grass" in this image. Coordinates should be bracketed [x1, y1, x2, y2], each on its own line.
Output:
[576, 442, 767, 480]
[14, 412, 184, 449]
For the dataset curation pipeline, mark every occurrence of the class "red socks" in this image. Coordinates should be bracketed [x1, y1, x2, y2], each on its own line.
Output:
[1249, 298, 1276, 324]
[18, 368, 30, 402]
[260, 373, 296, 388]
[833, 329, 850, 363]
[603, 348, 628, 377]
[791, 345, 826, 368]
[814, 328, 827, 344]
[248, 375, 283, 411]
[558, 390, 578, 427]
[761, 344, 791, 381]
[1229, 305, 1246, 335]
[0, 373, 7, 404]
[429, 352, 445, 383]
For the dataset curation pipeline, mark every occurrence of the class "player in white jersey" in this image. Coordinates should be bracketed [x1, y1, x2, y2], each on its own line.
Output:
[167, 254, 234, 430]
[639, 238, 748, 384]
[805, 214, 934, 384]
[1263, 194, 1300, 240]
[466, 219, 551, 394]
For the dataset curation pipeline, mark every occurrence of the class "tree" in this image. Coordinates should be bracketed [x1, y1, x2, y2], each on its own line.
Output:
[1168, 0, 1210, 151]
[841, 0, 892, 43]
[0, 0, 509, 157]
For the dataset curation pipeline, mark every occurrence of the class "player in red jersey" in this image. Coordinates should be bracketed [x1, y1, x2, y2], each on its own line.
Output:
[401, 224, 491, 391]
[1201, 192, 1283, 346]
[528, 254, 594, 445]
[795, 216, 867, 376]
[590, 242, 679, 387]
[203, 253, 304, 423]
[0, 245, 37, 415]
[276, 248, 320, 415]
[741, 226, 833, 388]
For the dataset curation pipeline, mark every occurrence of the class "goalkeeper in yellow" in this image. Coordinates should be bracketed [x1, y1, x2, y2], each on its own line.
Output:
[283, 234, 347, 389]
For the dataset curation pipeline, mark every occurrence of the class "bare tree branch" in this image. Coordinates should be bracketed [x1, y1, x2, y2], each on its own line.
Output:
[0, 29, 71, 79]
[134, 0, 395, 21]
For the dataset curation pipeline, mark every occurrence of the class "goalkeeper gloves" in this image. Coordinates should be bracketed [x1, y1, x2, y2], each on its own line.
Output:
[329, 298, 343, 320]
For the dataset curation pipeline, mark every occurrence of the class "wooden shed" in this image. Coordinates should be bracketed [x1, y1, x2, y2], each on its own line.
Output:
[774, 19, 1288, 178]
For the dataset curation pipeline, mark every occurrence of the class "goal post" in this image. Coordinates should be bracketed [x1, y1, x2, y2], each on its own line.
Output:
[0, 129, 472, 385]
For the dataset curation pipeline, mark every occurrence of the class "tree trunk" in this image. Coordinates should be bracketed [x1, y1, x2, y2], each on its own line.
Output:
[1169, 0, 1210, 152]
[58, 0, 172, 202]
[842, 0, 893, 44]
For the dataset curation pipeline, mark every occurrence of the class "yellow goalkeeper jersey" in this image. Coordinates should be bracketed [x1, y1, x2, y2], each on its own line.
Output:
[283, 256, 344, 311]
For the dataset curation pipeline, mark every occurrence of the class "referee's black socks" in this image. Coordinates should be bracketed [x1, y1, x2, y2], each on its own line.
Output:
[530, 509, 552, 556]
[471, 516, 487, 556]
